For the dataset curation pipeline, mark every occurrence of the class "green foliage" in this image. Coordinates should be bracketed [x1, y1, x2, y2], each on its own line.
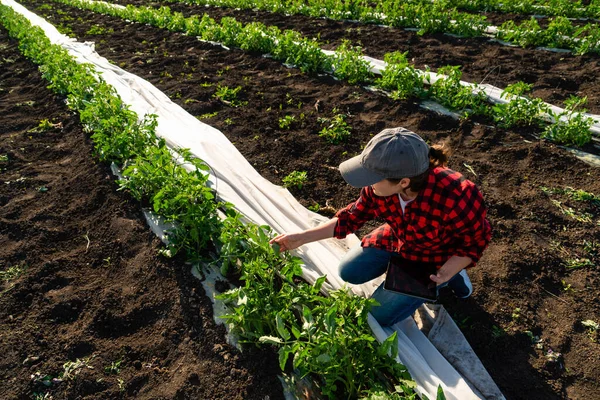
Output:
[104, 359, 123, 375]
[213, 84, 247, 107]
[215, 217, 415, 399]
[119, 146, 221, 261]
[376, 51, 424, 100]
[85, 24, 113, 35]
[318, 113, 351, 144]
[498, 18, 544, 47]
[271, 30, 331, 73]
[493, 82, 549, 128]
[331, 40, 373, 85]
[542, 96, 594, 147]
[282, 170, 308, 189]
[429, 66, 489, 117]
[0, 264, 26, 282]
[0, 4, 419, 398]
[278, 115, 296, 129]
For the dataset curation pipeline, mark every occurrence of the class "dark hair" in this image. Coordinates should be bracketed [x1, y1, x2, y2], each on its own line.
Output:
[387, 143, 450, 192]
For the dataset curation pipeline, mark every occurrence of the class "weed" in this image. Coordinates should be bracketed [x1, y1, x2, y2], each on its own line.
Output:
[213, 85, 247, 107]
[511, 308, 521, 321]
[224, 118, 234, 125]
[308, 203, 320, 212]
[104, 359, 122, 375]
[549, 199, 593, 223]
[278, 115, 296, 129]
[581, 320, 599, 342]
[29, 119, 60, 133]
[282, 171, 308, 189]
[318, 114, 351, 144]
[86, 25, 113, 35]
[0, 154, 8, 162]
[200, 82, 213, 88]
[0, 264, 27, 282]
[565, 258, 594, 269]
[32, 393, 52, 400]
[491, 325, 506, 339]
[117, 378, 125, 392]
[196, 111, 218, 120]
[463, 163, 477, 177]
[62, 357, 94, 381]
[561, 280, 574, 293]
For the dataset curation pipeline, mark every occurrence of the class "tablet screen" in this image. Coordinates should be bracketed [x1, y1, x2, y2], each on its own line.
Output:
[383, 256, 438, 302]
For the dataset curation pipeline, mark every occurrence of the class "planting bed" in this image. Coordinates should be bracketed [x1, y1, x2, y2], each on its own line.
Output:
[0, 26, 284, 399]
[3, 0, 600, 399]
[109, 0, 600, 115]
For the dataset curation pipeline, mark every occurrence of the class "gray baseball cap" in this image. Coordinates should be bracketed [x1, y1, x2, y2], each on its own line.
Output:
[339, 127, 430, 188]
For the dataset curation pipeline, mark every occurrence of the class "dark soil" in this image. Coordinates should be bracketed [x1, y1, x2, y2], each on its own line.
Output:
[108, 0, 600, 116]
[0, 26, 284, 400]
[4, 1, 600, 400]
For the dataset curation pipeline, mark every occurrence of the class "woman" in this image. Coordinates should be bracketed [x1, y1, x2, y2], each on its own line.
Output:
[270, 127, 492, 326]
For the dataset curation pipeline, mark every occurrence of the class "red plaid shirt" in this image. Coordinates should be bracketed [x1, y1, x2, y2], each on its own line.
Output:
[334, 167, 491, 267]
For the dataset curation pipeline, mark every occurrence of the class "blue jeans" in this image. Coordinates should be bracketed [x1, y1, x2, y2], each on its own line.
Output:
[339, 245, 472, 327]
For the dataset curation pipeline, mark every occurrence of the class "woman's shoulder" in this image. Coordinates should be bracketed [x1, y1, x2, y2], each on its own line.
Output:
[427, 167, 481, 202]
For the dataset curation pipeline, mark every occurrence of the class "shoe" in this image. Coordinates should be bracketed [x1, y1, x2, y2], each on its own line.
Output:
[448, 269, 473, 299]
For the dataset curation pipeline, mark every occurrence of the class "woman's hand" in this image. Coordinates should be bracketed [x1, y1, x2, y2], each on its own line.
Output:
[430, 255, 472, 285]
[269, 233, 306, 252]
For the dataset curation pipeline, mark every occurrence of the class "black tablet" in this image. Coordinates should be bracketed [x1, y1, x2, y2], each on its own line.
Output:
[383, 256, 438, 302]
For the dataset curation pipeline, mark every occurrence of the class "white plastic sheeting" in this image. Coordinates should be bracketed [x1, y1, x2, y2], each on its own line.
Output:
[2, 1, 505, 398]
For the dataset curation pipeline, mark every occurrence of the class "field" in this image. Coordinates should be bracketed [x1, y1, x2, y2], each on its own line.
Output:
[1, 0, 600, 399]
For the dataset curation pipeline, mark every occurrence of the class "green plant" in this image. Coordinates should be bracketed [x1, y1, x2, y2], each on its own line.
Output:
[282, 170, 308, 189]
[86, 25, 113, 35]
[62, 357, 94, 381]
[565, 258, 594, 269]
[376, 51, 424, 100]
[196, 111, 218, 119]
[511, 307, 521, 321]
[582, 320, 599, 342]
[104, 359, 122, 375]
[429, 66, 489, 117]
[493, 82, 549, 128]
[561, 280, 574, 293]
[542, 96, 594, 147]
[213, 84, 247, 107]
[331, 40, 373, 85]
[318, 114, 351, 144]
[278, 115, 296, 129]
[0, 264, 26, 282]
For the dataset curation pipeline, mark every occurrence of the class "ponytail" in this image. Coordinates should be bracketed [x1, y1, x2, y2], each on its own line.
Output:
[429, 143, 450, 168]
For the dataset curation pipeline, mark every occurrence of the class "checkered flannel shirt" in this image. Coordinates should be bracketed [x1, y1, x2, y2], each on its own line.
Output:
[334, 167, 492, 267]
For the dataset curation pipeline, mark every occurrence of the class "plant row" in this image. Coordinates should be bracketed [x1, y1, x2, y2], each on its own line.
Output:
[439, 0, 600, 20]
[0, 3, 419, 399]
[149, 0, 600, 54]
[43, 0, 596, 147]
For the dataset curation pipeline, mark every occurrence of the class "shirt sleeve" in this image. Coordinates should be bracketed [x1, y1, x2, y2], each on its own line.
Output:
[333, 186, 378, 239]
[446, 184, 492, 265]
